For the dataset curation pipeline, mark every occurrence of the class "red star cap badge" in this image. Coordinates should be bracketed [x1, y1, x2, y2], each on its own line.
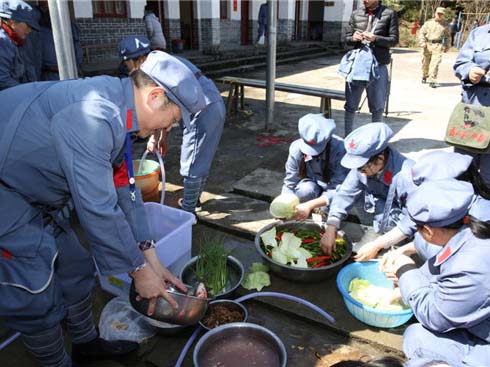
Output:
[308, 139, 316, 145]
[349, 140, 356, 149]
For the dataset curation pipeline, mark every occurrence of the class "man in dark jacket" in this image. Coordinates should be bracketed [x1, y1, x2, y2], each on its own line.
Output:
[343, 0, 399, 135]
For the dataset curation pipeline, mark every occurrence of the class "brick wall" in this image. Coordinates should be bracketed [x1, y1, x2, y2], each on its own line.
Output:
[77, 18, 145, 62]
[323, 20, 344, 46]
[198, 18, 220, 50]
[277, 19, 294, 43]
[219, 19, 241, 49]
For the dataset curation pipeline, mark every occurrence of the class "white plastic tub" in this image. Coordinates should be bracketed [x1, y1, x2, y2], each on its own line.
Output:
[98, 203, 194, 297]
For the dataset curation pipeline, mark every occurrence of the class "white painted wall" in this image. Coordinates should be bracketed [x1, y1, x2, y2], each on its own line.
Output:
[73, 1, 92, 18]
[300, 1, 308, 21]
[324, 2, 345, 21]
[251, 0, 265, 21]
[164, 0, 181, 19]
[129, 0, 145, 18]
[230, 0, 240, 21]
[196, 0, 219, 19]
[279, 0, 295, 20]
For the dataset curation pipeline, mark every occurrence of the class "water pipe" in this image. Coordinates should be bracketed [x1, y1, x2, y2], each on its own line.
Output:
[175, 325, 202, 367]
[0, 331, 20, 351]
[174, 291, 335, 367]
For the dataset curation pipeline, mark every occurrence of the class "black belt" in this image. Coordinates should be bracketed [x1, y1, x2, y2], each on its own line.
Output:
[429, 40, 442, 43]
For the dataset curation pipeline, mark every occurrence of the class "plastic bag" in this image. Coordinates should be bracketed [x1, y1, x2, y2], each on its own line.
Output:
[98, 296, 156, 343]
[257, 35, 265, 45]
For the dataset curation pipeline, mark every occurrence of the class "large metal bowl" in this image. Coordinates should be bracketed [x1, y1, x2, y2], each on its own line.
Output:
[255, 220, 353, 282]
[179, 255, 244, 299]
[129, 281, 209, 326]
[193, 322, 287, 367]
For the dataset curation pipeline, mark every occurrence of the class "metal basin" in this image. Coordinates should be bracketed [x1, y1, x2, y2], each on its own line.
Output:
[199, 299, 248, 331]
[193, 322, 287, 367]
[255, 220, 353, 282]
[179, 255, 244, 299]
[144, 317, 190, 336]
[129, 281, 209, 325]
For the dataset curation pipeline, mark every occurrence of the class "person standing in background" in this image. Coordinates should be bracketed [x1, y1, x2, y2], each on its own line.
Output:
[143, 5, 166, 51]
[453, 22, 490, 185]
[256, 2, 268, 44]
[0, 0, 40, 90]
[449, 17, 459, 47]
[343, 0, 399, 136]
[418, 7, 450, 88]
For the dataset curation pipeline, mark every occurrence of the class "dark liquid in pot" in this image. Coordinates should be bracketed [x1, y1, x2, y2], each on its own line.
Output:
[200, 334, 281, 367]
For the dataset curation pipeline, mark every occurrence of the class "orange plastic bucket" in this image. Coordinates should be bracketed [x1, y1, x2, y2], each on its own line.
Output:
[132, 159, 160, 202]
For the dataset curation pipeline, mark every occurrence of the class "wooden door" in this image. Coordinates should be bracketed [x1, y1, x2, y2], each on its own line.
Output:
[241, 0, 250, 45]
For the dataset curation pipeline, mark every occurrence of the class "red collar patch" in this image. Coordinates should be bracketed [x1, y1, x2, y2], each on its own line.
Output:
[384, 170, 392, 184]
[435, 246, 452, 266]
[2, 250, 13, 260]
[308, 139, 316, 145]
[349, 140, 356, 149]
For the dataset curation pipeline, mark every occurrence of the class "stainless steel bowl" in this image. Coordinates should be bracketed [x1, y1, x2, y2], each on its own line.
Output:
[255, 220, 353, 282]
[179, 255, 245, 299]
[129, 281, 209, 325]
[193, 322, 287, 367]
[199, 299, 248, 331]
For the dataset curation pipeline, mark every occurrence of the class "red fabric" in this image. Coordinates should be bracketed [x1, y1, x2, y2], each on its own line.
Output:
[2, 250, 13, 260]
[113, 160, 130, 188]
[436, 246, 452, 265]
[383, 170, 392, 184]
[1, 22, 25, 47]
[126, 109, 133, 130]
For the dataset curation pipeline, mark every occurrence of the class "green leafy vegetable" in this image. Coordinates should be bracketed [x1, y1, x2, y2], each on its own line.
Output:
[260, 227, 277, 248]
[242, 271, 271, 291]
[348, 278, 409, 312]
[195, 236, 230, 297]
[250, 262, 269, 273]
[269, 194, 299, 219]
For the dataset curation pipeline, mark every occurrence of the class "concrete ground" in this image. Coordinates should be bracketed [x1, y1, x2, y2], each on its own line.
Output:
[0, 47, 462, 366]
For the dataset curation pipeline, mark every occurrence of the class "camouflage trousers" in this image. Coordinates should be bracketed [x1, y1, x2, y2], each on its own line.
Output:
[422, 43, 444, 83]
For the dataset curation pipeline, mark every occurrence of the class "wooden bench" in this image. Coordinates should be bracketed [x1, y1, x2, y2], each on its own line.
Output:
[216, 76, 346, 119]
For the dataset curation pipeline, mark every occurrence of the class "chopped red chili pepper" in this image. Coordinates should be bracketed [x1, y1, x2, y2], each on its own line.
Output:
[313, 261, 329, 268]
[306, 255, 331, 263]
[302, 238, 316, 244]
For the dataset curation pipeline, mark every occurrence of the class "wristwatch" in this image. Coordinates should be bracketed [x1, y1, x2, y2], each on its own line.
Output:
[138, 240, 156, 252]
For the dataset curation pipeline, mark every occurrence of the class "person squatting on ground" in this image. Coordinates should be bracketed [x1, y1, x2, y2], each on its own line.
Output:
[0, 51, 206, 366]
[453, 23, 490, 185]
[0, 0, 39, 91]
[320, 123, 414, 257]
[378, 151, 490, 263]
[343, 0, 399, 135]
[380, 179, 490, 366]
[117, 35, 225, 214]
[281, 113, 348, 221]
[418, 7, 450, 88]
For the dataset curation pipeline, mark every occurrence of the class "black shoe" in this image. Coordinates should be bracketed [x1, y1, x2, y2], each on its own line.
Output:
[421, 78, 427, 84]
[429, 82, 438, 88]
[72, 337, 138, 364]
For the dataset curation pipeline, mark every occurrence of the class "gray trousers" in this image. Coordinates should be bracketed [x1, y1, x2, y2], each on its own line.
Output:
[344, 64, 389, 136]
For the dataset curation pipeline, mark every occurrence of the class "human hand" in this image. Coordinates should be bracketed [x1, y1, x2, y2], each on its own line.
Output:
[144, 248, 187, 293]
[352, 31, 364, 42]
[469, 67, 486, 84]
[353, 241, 383, 262]
[294, 202, 312, 221]
[320, 225, 337, 255]
[130, 265, 178, 315]
[362, 31, 376, 42]
[147, 135, 156, 153]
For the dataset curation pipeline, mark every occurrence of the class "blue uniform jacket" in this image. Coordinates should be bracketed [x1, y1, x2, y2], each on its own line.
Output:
[0, 28, 26, 91]
[176, 56, 221, 105]
[454, 24, 490, 106]
[20, 29, 42, 82]
[282, 135, 348, 204]
[328, 147, 412, 227]
[0, 77, 147, 288]
[399, 227, 490, 345]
